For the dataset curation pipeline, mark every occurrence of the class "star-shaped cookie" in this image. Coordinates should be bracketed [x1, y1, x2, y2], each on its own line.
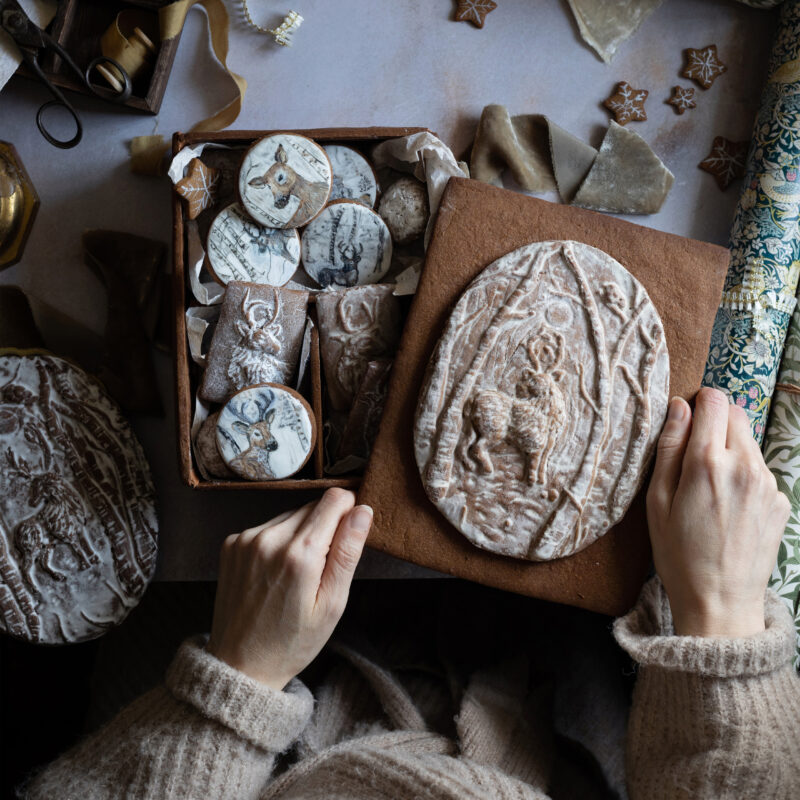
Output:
[666, 85, 696, 115]
[682, 45, 727, 89]
[454, 0, 497, 28]
[603, 81, 648, 125]
[175, 158, 220, 219]
[699, 137, 748, 189]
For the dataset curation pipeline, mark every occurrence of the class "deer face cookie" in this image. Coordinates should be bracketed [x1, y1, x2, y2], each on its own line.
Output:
[301, 200, 393, 288]
[217, 384, 316, 480]
[239, 134, 332, 229]
[206, 203, 300, 287]
[316, 285, 401, 410]
[414, 240, 669, 562]
[0, 353, 158, 643]
[200, 282, 309, 404]
[324, 145, 378, 207]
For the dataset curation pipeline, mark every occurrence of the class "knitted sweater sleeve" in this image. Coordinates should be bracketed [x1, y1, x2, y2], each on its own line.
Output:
[614, 576, 800, 800]
[22, 635, 315, 800]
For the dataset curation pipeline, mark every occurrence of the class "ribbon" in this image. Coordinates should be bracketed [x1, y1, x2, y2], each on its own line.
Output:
[98, 10, 158, 90]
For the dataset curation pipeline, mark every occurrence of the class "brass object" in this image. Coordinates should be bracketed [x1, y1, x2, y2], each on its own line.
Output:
[0, 143, 39, 270]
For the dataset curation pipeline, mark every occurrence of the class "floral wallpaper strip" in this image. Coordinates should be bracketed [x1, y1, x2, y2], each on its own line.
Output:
[703, 0, 800, 443]
[764, 303, 800, 668]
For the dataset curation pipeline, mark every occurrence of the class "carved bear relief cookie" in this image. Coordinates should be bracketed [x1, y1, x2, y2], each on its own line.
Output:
[324, 145, 378, 207]
[217, 384, 316, 480]
[316, 285, 402, 410]
[200, 282, 309, 404]
[414, 240, 669, 561]
[0, 354, 158, 643]
[239, 134, 332, 229]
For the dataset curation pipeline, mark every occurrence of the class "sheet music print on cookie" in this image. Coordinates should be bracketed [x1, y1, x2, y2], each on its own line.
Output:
[206, 203, 300, 287]
[324, 145, 379, 207]
[216, 384, 316, 480]
[414, 240, 669, 562]
[239, 134, 332, 228]
[0, 354, 158, 643]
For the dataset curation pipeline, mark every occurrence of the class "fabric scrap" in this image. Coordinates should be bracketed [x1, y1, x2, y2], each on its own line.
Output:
[547, 121, 597, 202]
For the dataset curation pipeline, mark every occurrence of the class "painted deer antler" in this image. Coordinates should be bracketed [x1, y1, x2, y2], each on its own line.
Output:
[242, 287, 281, 330]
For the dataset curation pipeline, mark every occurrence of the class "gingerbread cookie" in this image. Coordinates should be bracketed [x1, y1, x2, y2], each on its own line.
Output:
[206, 203, 300, 287]
[238, 134, 332, 228]
[325, 145, 378, 207]
[378, 177, 429, 244]
[455, 0, 497, 28]
[301, 200, 393, 288]
[200, 282, 309, 403]
[0, 353, 158, 643]
[698, 137, 748, 190]
[195, 412, 235, 478]
[176, 158, 220, 219]
[682, 45, 726, 89]
[336, 359, 393, 462]
[666, 85, 696, 115]
[217, 384, 316, 480]
[316, 285, 402, 410]
[414, 240, 669, 562]
[603, 81, 648, 125]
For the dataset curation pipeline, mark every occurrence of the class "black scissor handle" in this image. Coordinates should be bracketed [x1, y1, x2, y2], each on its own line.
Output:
[36, 98, 82, 149]
[85, 56, 132, 104]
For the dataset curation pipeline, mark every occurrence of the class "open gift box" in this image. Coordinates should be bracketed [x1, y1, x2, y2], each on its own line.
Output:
[358, 178, 731, 615]
[171, 126, 431, 491]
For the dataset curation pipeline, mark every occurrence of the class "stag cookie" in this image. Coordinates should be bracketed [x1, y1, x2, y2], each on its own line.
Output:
[200, 282, 309, 404]
[301, 200, 393, 288]
[239, 133, 332, 228]
[324, 145, 378, 207]
[0, 353, 158, 644]
[414, 240, 669, 562]
[217, 384, 316, 481]
[316, 285, 402, 410]
[206, 203, 300, 287]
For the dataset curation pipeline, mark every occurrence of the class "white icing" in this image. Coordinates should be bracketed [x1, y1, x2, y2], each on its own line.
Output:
[217, 385, 314, 480]
[324, 145, 378, 207]
[207, 203, 300, 287]
[239, 134, 332, 228]
[301, 201, 393, 288]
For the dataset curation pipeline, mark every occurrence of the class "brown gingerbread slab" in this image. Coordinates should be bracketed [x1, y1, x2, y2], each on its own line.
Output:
[358, 177, 729, 616]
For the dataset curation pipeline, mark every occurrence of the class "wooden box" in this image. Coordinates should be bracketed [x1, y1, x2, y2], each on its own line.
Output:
[172, 127, 431, 490]
[19, 0, 180, 114]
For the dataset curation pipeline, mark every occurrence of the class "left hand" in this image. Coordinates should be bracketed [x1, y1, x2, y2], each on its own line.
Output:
[206, 489, 373, 689]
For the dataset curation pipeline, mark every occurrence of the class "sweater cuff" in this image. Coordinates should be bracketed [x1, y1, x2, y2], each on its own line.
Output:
[165, 635, 314, 752]
[613, 576, 795, 678]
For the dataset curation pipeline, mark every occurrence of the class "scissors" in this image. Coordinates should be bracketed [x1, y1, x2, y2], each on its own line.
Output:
[1, 0, 132, 149]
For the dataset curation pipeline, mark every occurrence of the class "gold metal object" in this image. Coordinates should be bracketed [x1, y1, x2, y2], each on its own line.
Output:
[0, 143, 39, 270]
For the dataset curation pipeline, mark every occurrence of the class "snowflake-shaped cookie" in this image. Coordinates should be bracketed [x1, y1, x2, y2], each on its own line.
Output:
[176, 158, 220, 219]
[682, 45, 727, 89]
[699, 137, 749, 190]
[454, 0, 497, 28]
[666, 85, 696, 115]
[603, 81, 648, 125]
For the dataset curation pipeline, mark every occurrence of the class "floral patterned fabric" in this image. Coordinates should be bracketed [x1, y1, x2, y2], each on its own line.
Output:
[764, 305, 800, 668]
[703, 0, 800, 443]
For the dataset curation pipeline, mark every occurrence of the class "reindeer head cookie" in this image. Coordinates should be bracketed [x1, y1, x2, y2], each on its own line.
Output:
[200, 281, 309, 404]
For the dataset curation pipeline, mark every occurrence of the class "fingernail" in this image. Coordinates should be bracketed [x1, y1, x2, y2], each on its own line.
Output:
[350, 505, 373, 534]
[668, 397, 686, 422]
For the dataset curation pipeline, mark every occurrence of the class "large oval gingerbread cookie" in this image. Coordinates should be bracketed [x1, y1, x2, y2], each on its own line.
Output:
[414, 240, 669, 561]
[0, 353, 158, 643]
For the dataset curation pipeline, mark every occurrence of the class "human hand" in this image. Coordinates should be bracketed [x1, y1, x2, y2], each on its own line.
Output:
[646, 387, 790, 638]
[206, 489, 373, 689]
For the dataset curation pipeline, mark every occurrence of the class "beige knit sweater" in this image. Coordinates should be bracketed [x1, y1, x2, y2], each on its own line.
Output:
[22, 578, 800, 800]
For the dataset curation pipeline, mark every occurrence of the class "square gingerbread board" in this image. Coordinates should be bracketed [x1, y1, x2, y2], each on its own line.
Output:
[358, 178, 730, 616]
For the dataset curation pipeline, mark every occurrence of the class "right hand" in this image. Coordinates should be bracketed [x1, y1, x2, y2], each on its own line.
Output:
[646, 387, 790, 638]
[206, 489, 373, 689]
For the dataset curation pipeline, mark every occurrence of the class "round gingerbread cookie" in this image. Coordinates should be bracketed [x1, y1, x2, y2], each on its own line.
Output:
[324, 145, 378, 207]
[414, 240, 669, 562]
[206, 203, 300, 287]
[216, 383, 316, 481]
[238, 133, 332, 229]
[195, 411, 235, 479]
[0, 352, 158, 644]
[301, 200, 393, 288]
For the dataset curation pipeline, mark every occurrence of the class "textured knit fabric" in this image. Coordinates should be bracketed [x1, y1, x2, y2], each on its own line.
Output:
[613, 577, 800, 800]
[21, 577, 800, 800]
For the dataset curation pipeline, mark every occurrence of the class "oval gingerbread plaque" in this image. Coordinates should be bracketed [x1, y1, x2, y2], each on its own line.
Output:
[414, 240, 669, 561]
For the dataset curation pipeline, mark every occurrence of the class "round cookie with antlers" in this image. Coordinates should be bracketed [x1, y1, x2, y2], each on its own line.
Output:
[216, 383, 316, 481]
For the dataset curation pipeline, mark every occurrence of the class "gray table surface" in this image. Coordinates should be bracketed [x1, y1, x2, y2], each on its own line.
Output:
[0, 0, 777, 580]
